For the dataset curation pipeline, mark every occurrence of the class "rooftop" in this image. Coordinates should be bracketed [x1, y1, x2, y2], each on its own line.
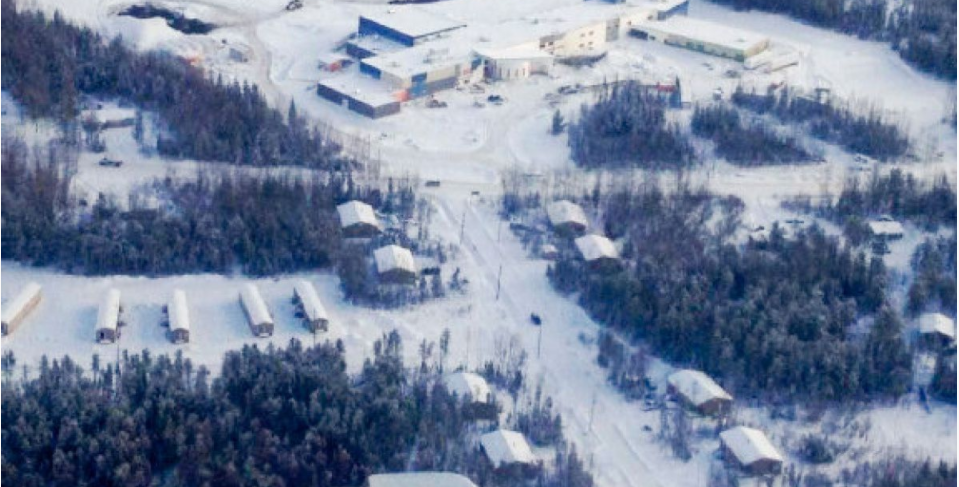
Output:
[374, 245, 417, 274]
[867, 219, 904, 236]
[1, 282, 41, 324]
[919, 313, 955, 339]
[443, 372, 492, 402]
[361, 7, 466, 40]
[367, 472, 477, 487]
[337, 200, 380, 229]
[667, 369, 732, 407]
[634, 16, 769, 50]
[480, 430, 536, 466]
[547, 200, 589, 228]
[168, 289, 190, 333]
[319, 70, 399, 107]
[575, 234, 619, 262]
[720, 426, 783, 466]
[240, 284, 272, 325]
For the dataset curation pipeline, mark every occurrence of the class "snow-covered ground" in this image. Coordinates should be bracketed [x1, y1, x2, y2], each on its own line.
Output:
[3, 0, 957, 485]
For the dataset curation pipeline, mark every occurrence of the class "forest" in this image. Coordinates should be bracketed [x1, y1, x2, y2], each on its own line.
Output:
[568, 82, 695, 170]
[691, 103, 814, 165]
[706, 0, 956, 80]
[907, 235, 957, 317]
[731, 87, 911, 161]
[546, 181, 910, 402]
[1, 0, 345, 168]
[0, 334, 593, 487]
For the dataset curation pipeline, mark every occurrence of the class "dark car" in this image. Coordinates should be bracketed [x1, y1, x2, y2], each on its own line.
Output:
[530, 313, 542, 326]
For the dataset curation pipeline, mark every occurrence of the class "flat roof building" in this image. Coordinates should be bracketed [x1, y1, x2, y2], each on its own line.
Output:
[359, 8, 466, 47]
[632, 16, 769, 61]
[1, 282, 41, 336]
[719, 426, 784, 476]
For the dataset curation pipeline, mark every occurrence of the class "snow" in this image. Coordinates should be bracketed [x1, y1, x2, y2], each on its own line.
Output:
[719, 426, 784, 466]
[96, 288, 122, 334]
[374, 245, 418, 275]
[574, 234, 619, 262]
[479, 429, 537, 466]
[337, 200, 381, 230]
[868, 219, 905, 237]
[634, 16, 769, 54]
[367, 472, 477, 487]
[293, 280, 329, 324]
[547, 200, 589, 229]
[667, 369, 732, 407]
[168, 289, 191, 334]
[1, 282, 42, 329]
[360, 7, 466, 40]
[240, 283, 273, 327]
[443, 371, 492, 403]
[918, 313, 956, 340]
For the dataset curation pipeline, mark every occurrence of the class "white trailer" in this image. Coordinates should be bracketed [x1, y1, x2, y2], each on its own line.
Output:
[292, 280, 329, 333]
[165, 289, 191, 344]
[1, 282, 42, 336]
[240, 284, 273, 337]
[96, 288, 123, 343]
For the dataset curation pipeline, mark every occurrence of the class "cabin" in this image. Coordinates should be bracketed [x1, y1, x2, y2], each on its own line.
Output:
[96, 288, 123, 343]
[374, 245, 418, 284]
[918, 312, 956, 348]
[240, 284, 274, 337]
[667, 369, 733, 416]
[365, 472, 477, 487]
[574, 234, 620, 271]
[165, 289, 191, 344]
[337, 200, 381, 238]
[547, 200, 588, 236]
[443, 372, 492, 403]
[867, 219, 904, 240]
[293, 280, 329, 333]
[1, 282, 42, 335]
[479, 430, 536, 469]
[719, 426, 784, 476]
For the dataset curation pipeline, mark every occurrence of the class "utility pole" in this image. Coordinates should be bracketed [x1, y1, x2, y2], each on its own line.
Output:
[459, 200, 467, 246]
[588, 389, 598, 433]
[495, 264, 503, 300]
[497, 219, 503, 242]
[536, 322, 543, 359]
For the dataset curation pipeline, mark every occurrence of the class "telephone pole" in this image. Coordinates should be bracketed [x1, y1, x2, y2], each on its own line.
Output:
[495, 264, 503, 300]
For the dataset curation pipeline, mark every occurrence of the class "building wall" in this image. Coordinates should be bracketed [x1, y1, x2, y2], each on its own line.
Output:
[633, 24, 768, 61]
[169, 329, 189, 344]
[1, 291, 41, 336]
[541, 21, 607, 57]
[358, 17, 416, 46]
[97, 328, 117, 343]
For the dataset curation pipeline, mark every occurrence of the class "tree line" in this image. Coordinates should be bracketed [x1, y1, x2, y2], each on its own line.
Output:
[1, 334, 594, 487]
[691, 103, 814, 165]
[546, 181, 911, 402]
[1, 0, 346, 168]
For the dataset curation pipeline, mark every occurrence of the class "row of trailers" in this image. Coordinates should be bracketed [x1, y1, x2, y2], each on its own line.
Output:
[1, 280, 330, 344]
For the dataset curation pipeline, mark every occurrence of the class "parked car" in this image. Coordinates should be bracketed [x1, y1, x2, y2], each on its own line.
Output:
[98, 157, 123, 168]
[530, 313, 542, 326]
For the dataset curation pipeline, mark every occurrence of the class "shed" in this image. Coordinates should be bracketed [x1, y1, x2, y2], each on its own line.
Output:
[719, 426, 783, 476]
[667, 369, 733, 416]
[366, 472, 477, 487]
[293, 280, 329, 332]
[375, 245, 418, 284]
[918, 312, 956, 345]
[240, 284, 274, 337]
[337, 200, 382, 238]
[166, 289, 190, 344]
[574, 234, 620, 270]
[443, 372, 492, 403]
[546, 200, 588, 236]
[867, 219, 904, 239]
[479, 430, 536, 467]
[1, 282, 42, 336]
[96, 288, 123, 343]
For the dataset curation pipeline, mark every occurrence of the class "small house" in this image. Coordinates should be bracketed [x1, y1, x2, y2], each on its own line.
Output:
[366, 472, 477, 487]
[293, 280, 329, 333]
[574, 234, 620, 270]
[1, 282, 42, 335]
[867, 219, 904, 240]
[165, 289, 190, 344]
[719, 426, 783, 476]
[547, 200, 588, 236]
[667, 369, 733, 416]
[479, 429, 536, 468]
[337, 200, 381, 238]
[918, 312, 956, 347]
[96, 288, 123, 343]
[443, 372, 492, 403]
[240, 284, 274, 337]
[374, 245, 418, 284]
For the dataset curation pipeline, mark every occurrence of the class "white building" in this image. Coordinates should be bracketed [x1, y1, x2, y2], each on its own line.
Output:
[667, 369, 733, 416]
[719, 426, 784, 476]
[479, 430, 536, 467]
[443, 372, 492, 403]
[337, 200, 381, 238]
[632, 16, 770, 61]
[574, 234, 620, 268]
[166, 289, 191, 344]
[918, 312, 956, 343]
[867, 219, 905, 239]
[240, 284, 274, 337]
[1, 282, 42, 336]
[366, 472, 477, 487]
[293, 280, 329, 333]
[96, 288, 123, 343]
[546, 200, 589, 235]
[374, 245, 418, 284]
[474, 46, 553, 81]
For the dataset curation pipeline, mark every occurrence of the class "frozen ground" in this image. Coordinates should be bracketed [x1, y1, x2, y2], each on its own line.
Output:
[3, 0, 957, 485]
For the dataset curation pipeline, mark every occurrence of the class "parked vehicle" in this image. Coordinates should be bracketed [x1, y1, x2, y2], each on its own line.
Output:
[98, 157, 123, 167]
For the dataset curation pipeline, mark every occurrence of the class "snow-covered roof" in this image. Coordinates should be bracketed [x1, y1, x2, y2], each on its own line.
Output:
[361, 7, 466, 40]
[667, 369, 732, 407]
[480, 430, 536, 466]
[1, 282, 41, 325]
[720, 426, 783, 466]
[293, 280, 329, 323]
[574, 234, 619, 262]
[367, 472, 477, 487]
[634, 16, 768, 52]
[547, 200, 588, 229]
[168, 289, 190, 333]
[443, 372, 492, 402]
[97, 288, 122, 332]
[867, 219, 904, 237]
[337, 200, 380, 230]
[919, 313, 955, 339]
[240, 284, 273, 326]
[375, 245, 417, 275]
[475, 45, 553, 61]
